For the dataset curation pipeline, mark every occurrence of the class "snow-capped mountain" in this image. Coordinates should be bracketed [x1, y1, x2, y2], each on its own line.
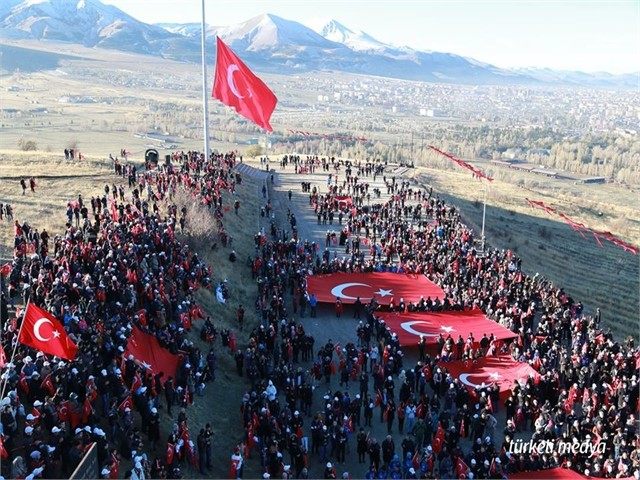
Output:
[0, 0, 635, 88]
[0, 0, 199, 58]
[316, 19, 387, 52]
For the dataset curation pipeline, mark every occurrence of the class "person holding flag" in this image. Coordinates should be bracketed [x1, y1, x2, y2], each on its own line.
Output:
[16, 303, 78, 362]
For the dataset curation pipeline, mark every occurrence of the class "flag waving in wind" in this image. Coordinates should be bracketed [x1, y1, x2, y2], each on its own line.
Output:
[213, 36, 278, 131]
[19, 304, 78, 361]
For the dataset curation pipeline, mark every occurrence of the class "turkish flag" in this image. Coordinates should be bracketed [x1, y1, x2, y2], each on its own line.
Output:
[119, 396, 134, 412]
[57, 400, 70, 422]
[508, 468, 587, 479]
[377, 310, 516, 347]
[455, 458, 469, 477]
[334, 196, 352, 209]
[438, 354, 540, 400]
[41, 374, 56, 396]
[19, 303, 78, 361]
[125, 326, 180, 380]
[166, 443, 175, 465]
[213, 36, 278, 131]
[432, 423, 445, 454]
[305, 272, 444, 306]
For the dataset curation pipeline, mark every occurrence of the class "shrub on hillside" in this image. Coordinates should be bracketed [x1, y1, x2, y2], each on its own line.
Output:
[173, 187, 217, 241]
[18, 138, 37, 151]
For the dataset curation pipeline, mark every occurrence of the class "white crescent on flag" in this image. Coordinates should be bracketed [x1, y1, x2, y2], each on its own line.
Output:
[400, 320, 440, 337]
[33, 318, 54, 342]
[227, 65, 244, 98]
[330, 282, 372, 301]
[227, 64, 252, 99]
[459, 371, 501, 388]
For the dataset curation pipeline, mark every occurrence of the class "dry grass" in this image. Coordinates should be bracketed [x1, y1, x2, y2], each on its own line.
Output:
[0, 151, 117, 260]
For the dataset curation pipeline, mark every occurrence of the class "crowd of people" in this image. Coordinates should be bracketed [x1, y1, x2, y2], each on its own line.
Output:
[0, 150, 243, 479]
[235, 156, 638, 479]
[0, 150, 637, 480]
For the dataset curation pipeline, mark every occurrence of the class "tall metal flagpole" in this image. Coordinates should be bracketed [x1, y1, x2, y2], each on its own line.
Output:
[201, 0, 211, 159]
[481, 181, 488, 252]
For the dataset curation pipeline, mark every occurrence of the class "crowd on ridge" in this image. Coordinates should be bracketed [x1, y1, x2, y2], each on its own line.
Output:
[0, 150, 242, 480]
[235, 156, 638, 479]
[0, 151, 636, 480]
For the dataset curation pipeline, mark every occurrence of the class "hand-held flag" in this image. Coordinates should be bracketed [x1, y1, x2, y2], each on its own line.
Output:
[213, 36, 277, 131]
[19, 304, 78, 361]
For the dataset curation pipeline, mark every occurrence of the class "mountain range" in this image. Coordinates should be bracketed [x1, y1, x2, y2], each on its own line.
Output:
[1, 0, 637, 88]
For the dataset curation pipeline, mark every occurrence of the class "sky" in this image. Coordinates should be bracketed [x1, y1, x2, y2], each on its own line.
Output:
[101, 0, 640, 74]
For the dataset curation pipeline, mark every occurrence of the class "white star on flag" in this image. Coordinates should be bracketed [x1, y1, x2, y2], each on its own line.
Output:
[375, 288, 393, 297]
[440, 326, 455, 333]
[141, 361, 152, 370]
[488, 372, 500, 380]
[52, 330, 61, 338]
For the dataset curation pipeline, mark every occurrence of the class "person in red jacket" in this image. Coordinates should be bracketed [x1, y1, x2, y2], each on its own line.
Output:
[335, 298, 343, 318]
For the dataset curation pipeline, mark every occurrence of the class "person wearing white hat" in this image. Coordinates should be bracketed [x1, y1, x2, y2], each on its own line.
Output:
[131, 461, 145, 480]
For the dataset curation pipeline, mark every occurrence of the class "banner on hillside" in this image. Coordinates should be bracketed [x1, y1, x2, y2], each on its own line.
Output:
[305, 272, 444, 306]
[438, 354, 539, 398]
[376, 309, 517, 347]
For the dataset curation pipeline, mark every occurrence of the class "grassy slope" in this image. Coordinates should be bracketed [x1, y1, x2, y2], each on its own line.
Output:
[411, 166, 639, 340]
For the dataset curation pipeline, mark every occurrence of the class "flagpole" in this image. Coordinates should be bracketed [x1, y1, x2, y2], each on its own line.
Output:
[201, 0, 211, 159]
[0, 297, 30, 401]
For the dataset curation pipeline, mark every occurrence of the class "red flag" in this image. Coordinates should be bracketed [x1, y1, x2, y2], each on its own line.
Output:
[119, 396, 134, 412]
[459, 418, 466, 438]
[166, 443, 175, 465]
[306, 272, 444, 306]
[18, 371, 29, 395]
[82, 397, 93, 423]
[19, 303, 78, 361]
[213, 37, 278, 131]
[131, 371, 142, 392]
[378, 310, 516, 348]
[438, 354, 539, 401]
[57, 400, 70, 422]
[41, 374, 56, 396]
[125, 325, 180, 379]
[412, 451, 420, 469]
[433, 423, 445, 454]
[0, 435, 8, 460]
[455, 457, 469, 477]
[346, 415, 354, 433]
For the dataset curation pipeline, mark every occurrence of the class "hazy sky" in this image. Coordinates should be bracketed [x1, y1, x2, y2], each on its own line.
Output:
[102, 0, 639, 74]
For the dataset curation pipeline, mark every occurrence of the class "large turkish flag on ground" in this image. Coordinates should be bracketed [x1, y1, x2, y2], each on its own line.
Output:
[213, 36, 278, 131]
[305, 272, 444, 306]
[508, 468, 587, 479]
[377, 310, 516, 347]
[439, 354, 540, 399]
[125, 326, 180, 379]
[19, 304, 78, 361]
